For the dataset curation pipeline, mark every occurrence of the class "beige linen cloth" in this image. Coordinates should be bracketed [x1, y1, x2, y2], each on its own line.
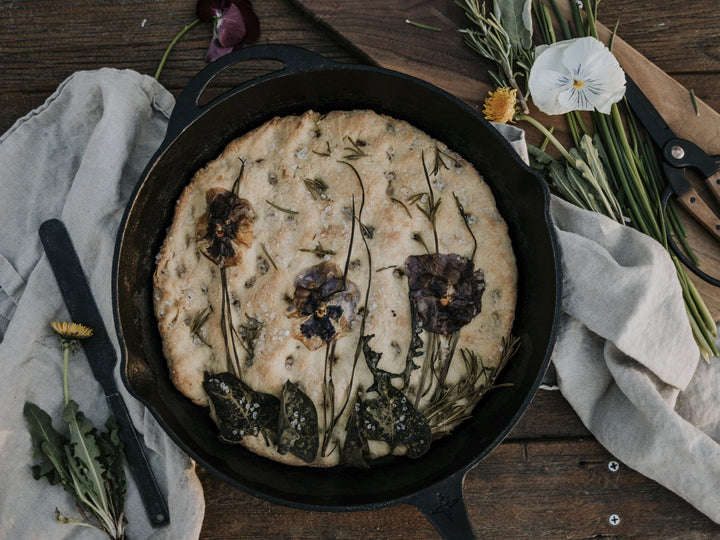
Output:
[0, 70, 718, 538]
[496, 122, 720, 526]
[0, 69, 204, 539]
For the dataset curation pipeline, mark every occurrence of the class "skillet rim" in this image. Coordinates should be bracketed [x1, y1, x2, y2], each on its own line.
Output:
[112, 45, 562, 513]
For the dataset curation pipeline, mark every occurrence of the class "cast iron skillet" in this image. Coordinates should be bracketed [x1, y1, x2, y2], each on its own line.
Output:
[113, 45, 561, 539]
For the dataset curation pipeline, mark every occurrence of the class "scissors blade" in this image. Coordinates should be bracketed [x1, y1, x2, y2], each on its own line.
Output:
[624, 74, 677, 150]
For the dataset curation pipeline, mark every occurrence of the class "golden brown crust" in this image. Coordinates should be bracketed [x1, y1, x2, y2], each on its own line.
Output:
[153, 110, 517, 467]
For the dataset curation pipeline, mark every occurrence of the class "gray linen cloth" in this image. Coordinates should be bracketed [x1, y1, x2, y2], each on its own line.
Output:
[0, 69, 204, 539]
[1, 69, 719, 538]
[495, 122, 720, 525]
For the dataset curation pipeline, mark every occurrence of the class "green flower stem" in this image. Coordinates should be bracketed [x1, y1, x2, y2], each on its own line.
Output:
[583, 0, 600, 39]
[610, 104, 664, 241]
[669, 209, 700, 267]
[572, 111, 591, 137]
[517, 114, 576, 166]
[539, 2, 557, 43]
[566, 110, 580, 147]
[548, 0, 572, 40]
[155, 19, 200, 80]
[538, 125, 554, 152]
[62, 345, 70, 406]
[570, 0, 586, 37]
[686, 306, 713, 362]
[683, 265, 718, 336]
[532, 1, 554, 44]
[594, 113, 650, 234]
[673, 258, 719, 357]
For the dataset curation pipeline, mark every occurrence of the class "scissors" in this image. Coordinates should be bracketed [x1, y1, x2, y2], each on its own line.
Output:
[624, 74, 720, 287]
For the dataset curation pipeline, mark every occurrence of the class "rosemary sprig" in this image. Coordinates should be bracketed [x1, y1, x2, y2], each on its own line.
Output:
[299, 242, 336, 258]
[303, 177, 329, 200]
[338, 160, 367, 221]
[437, 145, 461, 168]
[690, 89, 700, 117]
[313, 140, 332, 157]
[405, 18, 441, 32]
[342, 196, 357, 287]
[414, 331, 441, 407]
[266, 200, 298, 215]
[343, 136, 368, 160]
[320, 342, 337, 456]
[232, 158, 245, 196]
[432, 143, 450, 175]
[407, 151, 441, 253]
[457, 0, 533, 113]
[235, 314, 265, 366]
[453, 192, 478, 262]
[260, 243, 277, 270]
[411, 232, 431, 254]
[423, 335, 519, 437]
[220, 268, 243, 378]
[390, 196, 413, 218]
[435, 332, 460, 389]
[336, 216, 373, 421]
[330, 180, 373, 449]
[190, 307, 212, 348]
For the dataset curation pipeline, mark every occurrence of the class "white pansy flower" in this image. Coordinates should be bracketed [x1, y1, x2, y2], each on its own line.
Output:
[529, 36, 626, 115]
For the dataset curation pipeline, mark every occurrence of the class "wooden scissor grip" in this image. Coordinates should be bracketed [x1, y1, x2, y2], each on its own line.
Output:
[706, 171, 720, 207]
[677, 188, 720, 242]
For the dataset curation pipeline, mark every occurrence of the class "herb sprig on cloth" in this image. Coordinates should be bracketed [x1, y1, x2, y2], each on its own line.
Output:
[24, 322, 127, 539]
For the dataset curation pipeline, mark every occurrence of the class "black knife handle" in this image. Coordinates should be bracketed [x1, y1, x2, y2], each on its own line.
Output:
[107, 391, 170, 527]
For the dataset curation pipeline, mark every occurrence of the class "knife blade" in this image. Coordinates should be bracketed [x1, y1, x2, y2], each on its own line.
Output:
[39, 218, 170, 528]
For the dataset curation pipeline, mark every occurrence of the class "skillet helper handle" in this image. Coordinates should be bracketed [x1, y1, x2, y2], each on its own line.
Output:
[410, 473, 475, 539]
[166, 45, 334, 140]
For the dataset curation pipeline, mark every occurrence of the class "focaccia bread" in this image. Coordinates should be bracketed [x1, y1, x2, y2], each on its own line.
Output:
[153, 110, 517, 467]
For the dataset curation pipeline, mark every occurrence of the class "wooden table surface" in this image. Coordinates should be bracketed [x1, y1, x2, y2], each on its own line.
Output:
[2, 1, 720, 538]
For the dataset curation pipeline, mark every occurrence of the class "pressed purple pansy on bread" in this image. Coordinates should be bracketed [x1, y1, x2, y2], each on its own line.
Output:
[153, 110, 518, 467]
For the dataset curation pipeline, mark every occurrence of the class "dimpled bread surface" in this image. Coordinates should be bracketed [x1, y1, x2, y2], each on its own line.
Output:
[153, 110, 517, 467]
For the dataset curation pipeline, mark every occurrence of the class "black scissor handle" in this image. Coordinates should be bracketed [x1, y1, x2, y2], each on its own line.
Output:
[662, 187, 720, 287]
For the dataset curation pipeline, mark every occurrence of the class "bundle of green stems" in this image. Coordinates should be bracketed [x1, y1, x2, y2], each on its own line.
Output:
[532, 0, 718, 359]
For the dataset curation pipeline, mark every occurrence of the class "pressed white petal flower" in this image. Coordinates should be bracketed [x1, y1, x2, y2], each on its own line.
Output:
[529, 36, 626, 115]
[530, 69, 574, 115]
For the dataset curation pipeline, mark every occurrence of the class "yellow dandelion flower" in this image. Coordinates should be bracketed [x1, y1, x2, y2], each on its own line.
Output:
[51, 321, 93, 340]
[482, 87, 518, 124]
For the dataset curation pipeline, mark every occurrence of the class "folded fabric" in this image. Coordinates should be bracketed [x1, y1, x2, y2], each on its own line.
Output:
[497, 122, 720, 525]
[551, 197, 720, 524]
[0, 69, 204, 539]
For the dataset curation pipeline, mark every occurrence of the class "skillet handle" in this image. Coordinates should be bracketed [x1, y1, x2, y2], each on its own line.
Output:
[409, 471, 475, 539]
[165, 45, 335, 141]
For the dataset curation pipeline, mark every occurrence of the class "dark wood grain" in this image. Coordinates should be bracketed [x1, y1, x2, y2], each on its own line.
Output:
[2, 0, 720, 538]
[198, 438, 719, 538]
